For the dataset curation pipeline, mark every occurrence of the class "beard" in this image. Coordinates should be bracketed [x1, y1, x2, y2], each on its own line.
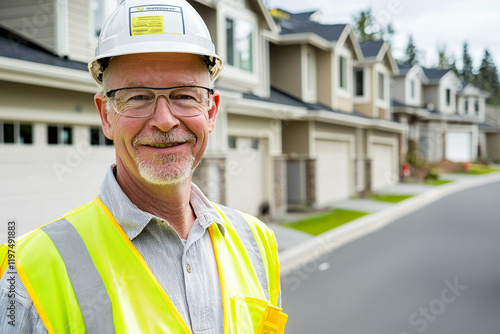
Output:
[132, 129, 198, 186]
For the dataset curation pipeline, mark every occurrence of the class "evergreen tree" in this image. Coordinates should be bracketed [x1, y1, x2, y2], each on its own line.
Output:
[461, 42, 474, 83]
[352, 8, 394, 42]
[352, 8, 377, 42]
[477, 49, 500, 105]
[403, 35, 420, 65]
[437, 44, 459, 76]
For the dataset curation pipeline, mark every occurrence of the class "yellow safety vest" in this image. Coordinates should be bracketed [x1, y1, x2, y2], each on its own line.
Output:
[0, 197, 287, 333]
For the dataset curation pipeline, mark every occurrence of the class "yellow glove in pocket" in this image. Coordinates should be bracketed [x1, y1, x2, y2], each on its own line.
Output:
[231, 296, 288, 334]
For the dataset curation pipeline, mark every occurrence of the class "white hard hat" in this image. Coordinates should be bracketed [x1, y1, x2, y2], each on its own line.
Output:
[88, 0, 224, 87]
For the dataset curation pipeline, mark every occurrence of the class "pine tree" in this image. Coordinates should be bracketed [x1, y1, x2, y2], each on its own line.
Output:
[477, 49, 500, 105]
[403, 35, 419, 65]
[352, 8, 377, 42]
[437, 44, 459, 76]
[352, 8, 394, 42]
[461, 42, 474, 83]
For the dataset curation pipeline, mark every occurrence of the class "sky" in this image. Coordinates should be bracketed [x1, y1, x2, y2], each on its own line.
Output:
[266, 0, 500, 71]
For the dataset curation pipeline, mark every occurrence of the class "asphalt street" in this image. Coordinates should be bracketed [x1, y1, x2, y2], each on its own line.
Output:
[281, 180, 500, 334]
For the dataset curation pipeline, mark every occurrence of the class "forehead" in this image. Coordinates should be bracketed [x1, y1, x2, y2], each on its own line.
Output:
[108, 53, 209, 87]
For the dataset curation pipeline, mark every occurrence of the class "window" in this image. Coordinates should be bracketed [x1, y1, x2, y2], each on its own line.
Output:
[251, 138, 259, 150]
[0, 122, 33, 144]
[226, 17, 253, 72]
[339, 56, 348, 90]
[48, 125, 72, 145]
[410, 80, 415, 99]
[465, 99, 469, 113]
[446, 89, 451, 107]
[474, 99, 479, 115]
[228, 136, 237, 149]
[378, 73, 385, 100]
[90, 127, 113, 146]
[355, 69, 364, 96]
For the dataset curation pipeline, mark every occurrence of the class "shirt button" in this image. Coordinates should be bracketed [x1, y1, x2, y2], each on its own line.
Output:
[186, 263, 192, 273]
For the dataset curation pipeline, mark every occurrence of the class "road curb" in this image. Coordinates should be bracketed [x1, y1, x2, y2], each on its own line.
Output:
[279, 172, 500, 276]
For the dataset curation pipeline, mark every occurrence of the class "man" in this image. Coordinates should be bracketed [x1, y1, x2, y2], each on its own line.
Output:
[0, 0, 287, 333]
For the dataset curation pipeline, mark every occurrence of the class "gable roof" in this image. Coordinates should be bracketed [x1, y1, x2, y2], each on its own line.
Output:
[359, 40, 385, 58]
[358, 40, 398, 74]
[271, 9, 363, 60]
[273, 9, 347, 42]
[397, 63, 413, 76]
[423, 67, 449, 82]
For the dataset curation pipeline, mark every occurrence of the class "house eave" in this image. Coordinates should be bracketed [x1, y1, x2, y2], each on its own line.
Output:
[0, 56, 98, 93]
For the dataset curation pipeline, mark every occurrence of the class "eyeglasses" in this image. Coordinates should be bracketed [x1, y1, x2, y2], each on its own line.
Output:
[105, 86, 215, 118]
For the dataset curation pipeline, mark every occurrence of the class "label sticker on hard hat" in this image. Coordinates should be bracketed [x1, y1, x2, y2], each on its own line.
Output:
[129, 5, 185, 36]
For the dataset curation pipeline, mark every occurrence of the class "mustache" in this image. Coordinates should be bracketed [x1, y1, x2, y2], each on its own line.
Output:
[132, 130, 197, 148]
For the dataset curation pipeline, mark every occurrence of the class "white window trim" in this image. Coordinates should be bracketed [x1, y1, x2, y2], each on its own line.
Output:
[218, 7, 259, 84]
[335, 48, 352, 99]
[302, 46, 317, 102]
[353, 67, 370, 104]
[375, 64, 390, 109]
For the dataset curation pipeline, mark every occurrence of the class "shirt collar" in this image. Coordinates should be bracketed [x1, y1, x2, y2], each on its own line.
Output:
[98, 165, 225, 240]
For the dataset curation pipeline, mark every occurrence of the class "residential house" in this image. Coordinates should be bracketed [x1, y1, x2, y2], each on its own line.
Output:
[0, 1, 405, 232]
[393, 64, 487, 164]
[269, 9, 402, 208]
[354, 40, 400, 190]
[482, 105, 500, 161]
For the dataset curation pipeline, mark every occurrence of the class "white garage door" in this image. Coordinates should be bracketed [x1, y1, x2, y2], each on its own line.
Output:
[316, 139, 350, 206]
[371, 143, 396, 190]
[226, 137, 267, 216]
[446, 132, 472, 162]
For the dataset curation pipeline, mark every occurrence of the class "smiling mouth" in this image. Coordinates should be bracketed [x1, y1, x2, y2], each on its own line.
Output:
[144, 142, 185, 148]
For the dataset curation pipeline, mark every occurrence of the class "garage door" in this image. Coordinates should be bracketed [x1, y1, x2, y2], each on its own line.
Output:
[371, 143, 396, 190]
[446, 132, 472, 162]
[316, 139, 350, 206]
[226, 137, 267, 216]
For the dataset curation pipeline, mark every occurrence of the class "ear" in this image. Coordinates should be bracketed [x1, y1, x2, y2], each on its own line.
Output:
[207, 90, 220, 133]
[94, 93, 114, 140]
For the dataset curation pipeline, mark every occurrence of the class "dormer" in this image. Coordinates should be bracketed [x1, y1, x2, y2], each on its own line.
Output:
[457, 83, 489, 121]
[269, 9, 363, 113]
[392, 63, 428, 108]
[422, 68, 462, 114]
[354, 40, 398, 120]
[211, 0, 278, 97]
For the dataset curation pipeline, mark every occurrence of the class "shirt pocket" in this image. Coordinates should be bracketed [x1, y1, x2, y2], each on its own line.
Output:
[231, 296, 288, 334]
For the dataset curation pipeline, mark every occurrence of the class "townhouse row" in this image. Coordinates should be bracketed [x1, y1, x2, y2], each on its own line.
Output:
[0, 0, 493, 231]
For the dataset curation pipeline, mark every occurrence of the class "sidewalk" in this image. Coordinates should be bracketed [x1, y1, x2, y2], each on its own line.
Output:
[268, 172, 500, 257]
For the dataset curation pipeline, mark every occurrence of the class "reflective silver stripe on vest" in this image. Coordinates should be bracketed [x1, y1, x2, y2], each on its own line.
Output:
[217, 205, 269, 300]
[42, 219, 115, 334]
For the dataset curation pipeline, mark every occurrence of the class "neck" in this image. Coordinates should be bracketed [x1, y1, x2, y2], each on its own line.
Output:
[114, 162, 196, 240]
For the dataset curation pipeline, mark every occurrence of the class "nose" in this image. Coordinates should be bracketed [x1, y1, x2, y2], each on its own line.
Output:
[149, 95, 180, 132]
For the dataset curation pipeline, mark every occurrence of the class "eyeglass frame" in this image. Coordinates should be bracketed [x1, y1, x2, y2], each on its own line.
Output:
[104, 85, 215, 118]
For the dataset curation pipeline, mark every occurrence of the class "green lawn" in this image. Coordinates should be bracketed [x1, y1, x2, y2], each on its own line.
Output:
[465, 164, 500, 175]
[284, 209, 369, 236]
[426, 179, 454, 186]
[371, 194, 414, 203]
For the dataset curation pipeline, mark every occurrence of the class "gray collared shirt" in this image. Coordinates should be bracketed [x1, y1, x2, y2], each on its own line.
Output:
[0, 165, 227, 333]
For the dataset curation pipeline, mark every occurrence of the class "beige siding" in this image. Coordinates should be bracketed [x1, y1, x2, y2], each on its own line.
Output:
[0, 0, 57, 52]
[282, 121, 310, 155]
[336, 95, 353, 113]
[355, 103, 374, 118]
[317, 50, 333, 109]
[67, 0, 94, 61]
[270, 44, 303, 100]
[0, 81, 98, 123]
